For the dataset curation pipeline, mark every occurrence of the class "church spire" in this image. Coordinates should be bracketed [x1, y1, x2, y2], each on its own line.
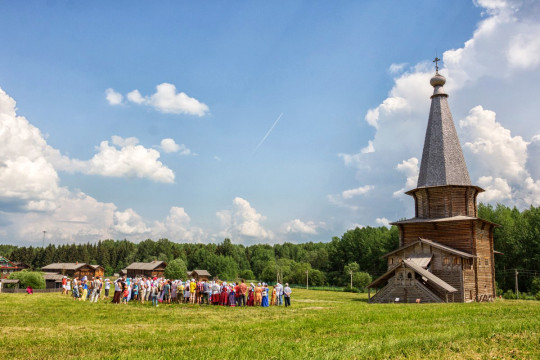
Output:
[416, 65, 471, 188]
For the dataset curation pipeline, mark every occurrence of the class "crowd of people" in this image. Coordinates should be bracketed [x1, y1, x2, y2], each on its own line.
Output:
[61, 276, 293, 307]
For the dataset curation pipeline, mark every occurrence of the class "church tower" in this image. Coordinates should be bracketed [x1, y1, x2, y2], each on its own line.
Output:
[368, 62, 497, 303]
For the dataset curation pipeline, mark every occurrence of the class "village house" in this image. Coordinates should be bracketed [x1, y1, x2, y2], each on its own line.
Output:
[187, 270, 212, 282]
[367, 64, 498, 303]
[41, 262, 105, 279]
[125, 261, 167, 278]
[0, 256, 18, 279]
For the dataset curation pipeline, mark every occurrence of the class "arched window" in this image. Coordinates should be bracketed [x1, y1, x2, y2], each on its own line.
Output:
[407, 272, 412, 279]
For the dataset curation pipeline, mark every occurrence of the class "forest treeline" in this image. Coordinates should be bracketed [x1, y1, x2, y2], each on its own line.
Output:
[1, 204, 539, 292]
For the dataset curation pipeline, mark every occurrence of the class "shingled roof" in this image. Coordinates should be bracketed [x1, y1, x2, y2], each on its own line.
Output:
[416, 73, 472, 188]
[126, 261, 166, 270]
[42, 263, 88, 271]
[383, 237, 476, 259]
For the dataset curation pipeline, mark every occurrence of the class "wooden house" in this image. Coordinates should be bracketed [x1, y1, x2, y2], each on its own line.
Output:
[41, 263, 105, 279]
[367, 68, 497, 303]
[44, 273, 65, 289]
[187, 270, 211, 282]
[0, 257, 18, 279]
[126, 261, 167, 278]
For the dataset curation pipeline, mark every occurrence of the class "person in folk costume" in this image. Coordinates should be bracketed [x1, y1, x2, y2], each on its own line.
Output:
[247, 283, 255, 306]
[184, 280, 191, 304]
[261, 283, 269, 307]
[228, 283, 236, 307]
[177, 281, 184, 304]
[255, 283, 262, 306]
[234, 282, 241, 306]
[271, 285, 277, 306]
[72, 277, 79, 300]
[212, 281, 220, 305]
[81, 279, 89, 301]
[220, 281, 228, 305]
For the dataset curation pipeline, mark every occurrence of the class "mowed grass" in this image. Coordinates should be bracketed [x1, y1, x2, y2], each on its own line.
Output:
[0, 290, 538, 360]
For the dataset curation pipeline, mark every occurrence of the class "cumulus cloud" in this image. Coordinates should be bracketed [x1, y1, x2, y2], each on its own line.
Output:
[376, 217, 390, 228]
[393, 157, 419, 198]
[105, 88, 123, 105]
[460, 105, 528, 182]
[153, 207, 205, 243]
[160, 138, 192, 155]
[342, 185, 374, 199]
[111, 83, 209, 116]
[50, 136, 175, 183]
[216, 197, 273, 241]
[477, 176, 512, 202]
[281, 219, 322, 235]
[388, 63, 407, 74]
[0, 88, 62, 212]
[107, 83, 209, 116]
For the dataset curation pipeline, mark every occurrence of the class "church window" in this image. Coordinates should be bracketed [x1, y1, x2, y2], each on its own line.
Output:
[453, 257, 461, 265]
[407, 272, 412, 279]
[443, 257, 450, 265]
[485, 258, 489, 266]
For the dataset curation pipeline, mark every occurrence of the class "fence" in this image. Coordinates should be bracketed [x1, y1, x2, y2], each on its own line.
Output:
[0, 288, 62, 294]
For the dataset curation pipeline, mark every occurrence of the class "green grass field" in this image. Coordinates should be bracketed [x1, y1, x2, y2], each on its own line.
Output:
[0, 289, 538, 359]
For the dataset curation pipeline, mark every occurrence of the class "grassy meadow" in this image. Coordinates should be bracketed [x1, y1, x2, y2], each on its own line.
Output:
[0, 289, 538, 360]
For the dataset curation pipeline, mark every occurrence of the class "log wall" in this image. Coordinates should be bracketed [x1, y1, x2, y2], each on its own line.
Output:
[401, 220, 474, 254]
[412, 186, 478, 219]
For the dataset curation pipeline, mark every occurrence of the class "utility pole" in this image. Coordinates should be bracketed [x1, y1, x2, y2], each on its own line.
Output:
[306, 269, 309, 290]
[42, 230, 46, 248]
[515, 269, 519, 299]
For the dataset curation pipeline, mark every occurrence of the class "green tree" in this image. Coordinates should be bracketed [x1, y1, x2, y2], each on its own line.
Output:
[344, 262, 360, 288]
[9, 271, 46, 289]
[352, 272, 372, 290]
[164, 258, 188, 280]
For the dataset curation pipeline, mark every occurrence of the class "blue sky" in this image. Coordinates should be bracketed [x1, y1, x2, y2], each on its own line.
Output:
[1, 0, 539, 245]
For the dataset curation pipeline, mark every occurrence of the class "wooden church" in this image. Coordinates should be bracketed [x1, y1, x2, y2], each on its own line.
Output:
[367, 63, 497, 303]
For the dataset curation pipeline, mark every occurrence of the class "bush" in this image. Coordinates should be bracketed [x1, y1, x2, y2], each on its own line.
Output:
[503, 290, 516, 300]
[239, 269, 255, 281]
[343, 285, 360, 293]
[530, 277, 540, 295]
[352, 272, 372, 290]
[8, 271, 46, 289]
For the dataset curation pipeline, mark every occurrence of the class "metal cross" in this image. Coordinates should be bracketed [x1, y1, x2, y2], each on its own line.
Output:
[433, 57, 441, 72]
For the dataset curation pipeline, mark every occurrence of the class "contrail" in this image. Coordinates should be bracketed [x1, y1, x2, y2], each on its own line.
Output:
[253, 112, 283, 154]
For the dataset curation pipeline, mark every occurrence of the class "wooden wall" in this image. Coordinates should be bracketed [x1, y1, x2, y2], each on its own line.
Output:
[474, 222, 495, 299]
[411, 186, 478, 219]
[401, 220, 474, 254]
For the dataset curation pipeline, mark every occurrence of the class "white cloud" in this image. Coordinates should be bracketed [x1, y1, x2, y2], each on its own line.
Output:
[281, 219, 322, 235]
[342, 185, 374, 199]
[388, 63, 407, 74]
[113, 208, 150, 236]
[460, 105, 529, 182]
[123, 83, 209, 116]
[105, 88, 123, 105]
[160, 138, 192, 155]
[51, 136, 175, 183]
[477, 176, 512, 202]
[153, 206, 205, 243]
[126, 89, 145, 104]
[216, 197, 273, 241]
[393, 157, 419, 198]
[376, 217, 390, 228]
[0, 88, 62, 212]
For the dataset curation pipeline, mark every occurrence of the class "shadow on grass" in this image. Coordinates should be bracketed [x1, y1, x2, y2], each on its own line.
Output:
[351, 297, 369, 303]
